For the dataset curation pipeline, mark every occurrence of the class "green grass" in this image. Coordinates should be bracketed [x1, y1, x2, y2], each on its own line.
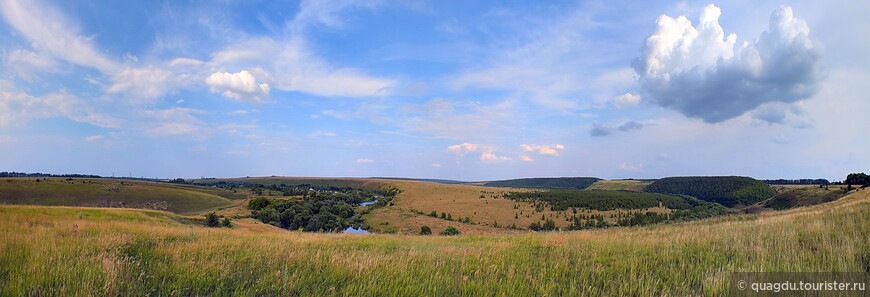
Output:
[1, 189, 868, 296]
[0, 178, 234, 215]
[586, 180, 652, 192]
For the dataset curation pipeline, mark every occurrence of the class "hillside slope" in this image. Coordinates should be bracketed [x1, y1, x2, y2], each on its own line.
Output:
[0, 178, 236, 215]
[644, 176, 776, 207]
[1, 185, 867, 296]
[480, 177, 600, 189]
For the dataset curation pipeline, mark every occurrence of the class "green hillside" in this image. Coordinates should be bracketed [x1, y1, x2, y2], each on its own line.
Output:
[482, 177, 600, 189]
[644, 176, 776, 207]
[0, 178, 236, 215]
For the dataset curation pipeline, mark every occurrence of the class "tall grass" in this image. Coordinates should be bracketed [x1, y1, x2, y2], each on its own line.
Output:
[1, 190, 868, 296]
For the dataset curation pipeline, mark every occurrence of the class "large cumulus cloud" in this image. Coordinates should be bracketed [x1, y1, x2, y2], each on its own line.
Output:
[633, 4, 822, 123]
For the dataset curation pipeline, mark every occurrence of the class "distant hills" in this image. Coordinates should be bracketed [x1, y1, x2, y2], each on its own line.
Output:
[479, 177, 601, 189]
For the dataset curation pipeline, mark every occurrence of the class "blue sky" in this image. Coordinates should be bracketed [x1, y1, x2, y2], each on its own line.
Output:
[0, 0, 868, 181]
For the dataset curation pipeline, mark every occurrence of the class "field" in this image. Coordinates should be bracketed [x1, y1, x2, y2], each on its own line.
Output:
[586, 180, 652, 192]
[0, 178, 240, 215]
[1, 186, 868, 296]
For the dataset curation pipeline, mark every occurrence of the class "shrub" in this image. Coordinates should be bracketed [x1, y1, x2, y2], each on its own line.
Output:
[440, 226, 460, 236]
[205, 212, 220, 227]
[221, 217, 232, 228]
[420, 225, 432, 235]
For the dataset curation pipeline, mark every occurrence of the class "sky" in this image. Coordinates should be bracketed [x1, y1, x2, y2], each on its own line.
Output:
[0, 0, 868, 181]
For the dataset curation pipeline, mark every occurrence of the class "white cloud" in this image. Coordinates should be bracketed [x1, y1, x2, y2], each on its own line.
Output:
[5, 49, 58, 79]
[634, 5, 823, 123]
[107, 66, 179, 101]
[84, 135, 103, 142]
[480, 152, 511, 162]
[447, 143, 483, 156]
[612, 92, 641, 108]
[0, 87, 119, 128]
[0, 0, 119, 73]
[356, 158, 374, 163]
[206, 70, 270, 103]
[520, 144, 565, 156]
[518, 155, 534, 162]
[211, 37, 394, 97]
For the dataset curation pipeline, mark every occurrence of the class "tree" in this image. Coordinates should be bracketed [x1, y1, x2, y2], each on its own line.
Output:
[440, 226, 460, 235]
[420, 225, 432, 235]
[205, 212, 220, 227]
[221, 217, 233, 228]
[846, 173, 870, 186]
[248, 197, 270, 210]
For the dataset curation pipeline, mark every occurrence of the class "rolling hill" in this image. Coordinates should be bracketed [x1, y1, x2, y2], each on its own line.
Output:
[1, 182, 867, 296]
[644, 176, 776, 207]
[479, 177, 601, 189]
[0, 178, 239, 215]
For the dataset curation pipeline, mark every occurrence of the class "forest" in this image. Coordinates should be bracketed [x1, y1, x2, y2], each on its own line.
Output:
[644, 176, 776, 207]
[247, 188, 395, 232]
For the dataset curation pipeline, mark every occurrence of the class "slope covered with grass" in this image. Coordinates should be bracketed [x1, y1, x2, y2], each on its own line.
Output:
[1, 188, 867, 296]
[0, 178, 235, 215]
[644, 176, 776, 207]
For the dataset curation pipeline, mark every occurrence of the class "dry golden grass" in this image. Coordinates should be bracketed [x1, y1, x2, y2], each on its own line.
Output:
[364, 180, 673, 233]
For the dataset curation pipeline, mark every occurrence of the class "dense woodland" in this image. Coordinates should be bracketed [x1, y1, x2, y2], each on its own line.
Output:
[248, 187, 396, 232]
[483, 177, 600, 189]
[845, 173, 869, 186]
[644, 176, 776, 207]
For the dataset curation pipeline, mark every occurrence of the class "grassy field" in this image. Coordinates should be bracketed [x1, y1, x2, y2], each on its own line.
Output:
[586, 180, 652, 192]
[1, 187, 867, 296]
[0, 178, 239, 215]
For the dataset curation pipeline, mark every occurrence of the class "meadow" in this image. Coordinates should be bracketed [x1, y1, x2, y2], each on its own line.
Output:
[0, 178, 238, 215]
[1, 187, 868, 296]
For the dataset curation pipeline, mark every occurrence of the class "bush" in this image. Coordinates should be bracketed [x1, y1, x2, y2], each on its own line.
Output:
[205, 212, 220, 227]
[420, 225, 432, 235]
[440, 226, 460, 236]
[221, 217, 232, 228]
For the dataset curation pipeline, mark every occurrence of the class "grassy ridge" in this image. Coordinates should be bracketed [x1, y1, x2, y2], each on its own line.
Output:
[0, 178, 235, 215]
[482, 177, 600, 189]
[1, 190, 868, 296]
[645, 176, 776, 207]
[765, 186, 847, 209]
[586, 180, 652, 192]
